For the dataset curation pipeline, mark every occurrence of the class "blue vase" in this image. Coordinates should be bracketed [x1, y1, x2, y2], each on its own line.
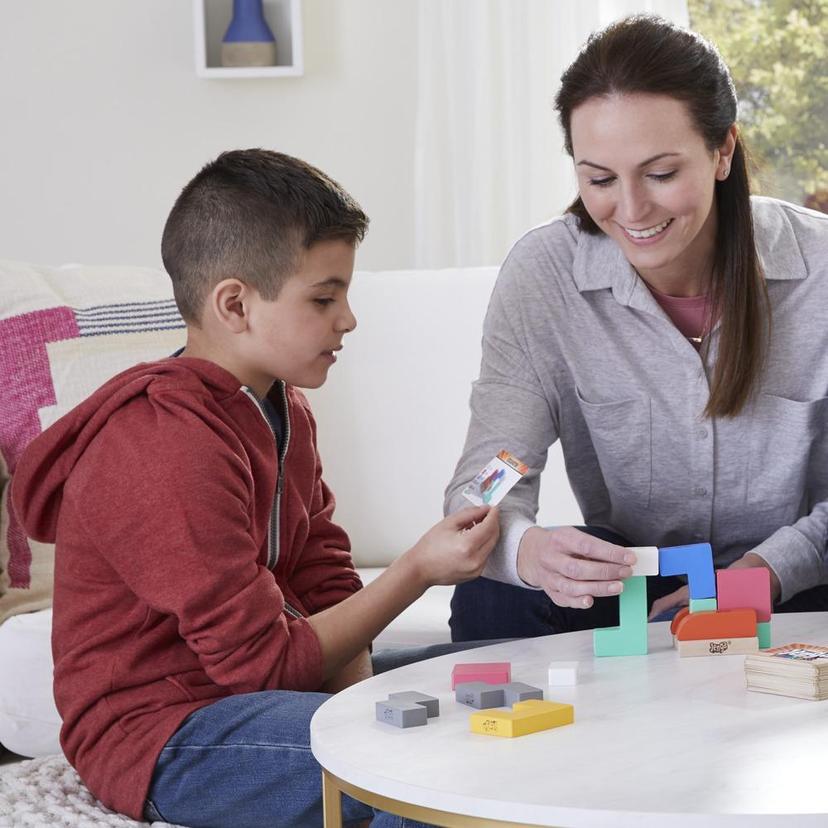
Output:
[221, 0, 277, 67]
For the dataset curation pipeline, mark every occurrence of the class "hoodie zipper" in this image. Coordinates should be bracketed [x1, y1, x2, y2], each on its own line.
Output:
[241, 383, 300, 620]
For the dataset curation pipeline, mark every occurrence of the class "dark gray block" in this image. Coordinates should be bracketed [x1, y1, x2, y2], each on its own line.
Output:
[501, 681, 544, 705]
[455, 681, 506, 709]
[375, 700, 428, 728]
[387, 690, 440, 718]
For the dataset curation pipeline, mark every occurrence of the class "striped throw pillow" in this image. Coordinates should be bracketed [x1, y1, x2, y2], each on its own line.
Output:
[0, 261, 186, 623]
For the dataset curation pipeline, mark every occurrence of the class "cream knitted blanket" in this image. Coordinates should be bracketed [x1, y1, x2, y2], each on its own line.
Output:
[0, 754, 180, 827]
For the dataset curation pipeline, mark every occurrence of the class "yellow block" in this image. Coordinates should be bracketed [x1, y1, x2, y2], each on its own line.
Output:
[470, 699, 574, 738]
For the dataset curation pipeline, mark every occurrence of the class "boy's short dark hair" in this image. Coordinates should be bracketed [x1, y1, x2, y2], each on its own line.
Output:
[161, 149, 369, 323]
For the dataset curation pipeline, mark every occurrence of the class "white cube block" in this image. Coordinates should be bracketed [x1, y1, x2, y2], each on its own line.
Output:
[548, 661, 580, 685]
[628, 546, 659, 577]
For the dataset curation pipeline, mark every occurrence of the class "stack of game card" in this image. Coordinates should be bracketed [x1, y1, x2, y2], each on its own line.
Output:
[744, 643, 828, 701]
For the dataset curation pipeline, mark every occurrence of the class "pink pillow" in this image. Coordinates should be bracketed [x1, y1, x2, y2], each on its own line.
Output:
[0, 261, 186, 623]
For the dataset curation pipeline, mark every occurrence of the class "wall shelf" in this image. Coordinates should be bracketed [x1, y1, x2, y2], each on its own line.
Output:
[193, 0, 303, 78]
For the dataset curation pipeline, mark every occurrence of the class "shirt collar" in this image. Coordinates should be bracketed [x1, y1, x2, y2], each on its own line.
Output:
[571, 197, 808, 303]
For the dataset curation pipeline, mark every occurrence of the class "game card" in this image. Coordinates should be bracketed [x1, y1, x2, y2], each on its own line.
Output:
[462, 450, 528, 507]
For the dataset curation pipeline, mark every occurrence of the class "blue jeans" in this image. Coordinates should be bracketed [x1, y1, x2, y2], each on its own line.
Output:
[450, 526, 828, 641]
[144, 642, 504, 828]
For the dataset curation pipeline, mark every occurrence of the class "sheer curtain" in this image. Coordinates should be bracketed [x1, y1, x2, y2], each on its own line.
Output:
[414, 0, 689, 268]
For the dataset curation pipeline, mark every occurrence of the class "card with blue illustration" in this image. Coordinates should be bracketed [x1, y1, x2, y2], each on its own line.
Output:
[462, 450, 528, 507]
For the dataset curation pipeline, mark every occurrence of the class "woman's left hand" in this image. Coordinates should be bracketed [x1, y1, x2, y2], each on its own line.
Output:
[726, 552, 781, 601]
[647, 551, 781, 620]
[647, 584, 689, 620]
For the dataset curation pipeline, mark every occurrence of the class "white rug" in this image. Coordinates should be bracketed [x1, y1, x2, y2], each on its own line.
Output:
[0, 754, 181, 827]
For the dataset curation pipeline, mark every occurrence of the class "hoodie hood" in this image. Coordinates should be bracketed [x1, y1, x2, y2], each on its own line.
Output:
[11, 357, 252, 544]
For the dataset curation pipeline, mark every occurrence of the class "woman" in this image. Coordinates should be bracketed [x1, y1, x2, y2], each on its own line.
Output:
[446, 14, 828, 640]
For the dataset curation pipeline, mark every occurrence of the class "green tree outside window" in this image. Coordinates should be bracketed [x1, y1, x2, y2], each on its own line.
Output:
[689, 0, 828, 211]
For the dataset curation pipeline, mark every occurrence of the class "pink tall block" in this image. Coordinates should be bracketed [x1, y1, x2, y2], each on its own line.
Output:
[451, 662, 511, 690]
[716, 568, 772, 622]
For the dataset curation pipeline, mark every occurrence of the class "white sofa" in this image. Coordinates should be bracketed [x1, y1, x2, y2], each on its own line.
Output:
[0, 262, 582, 758]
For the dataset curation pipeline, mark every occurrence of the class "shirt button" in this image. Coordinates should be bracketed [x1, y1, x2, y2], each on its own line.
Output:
[697, 427, 708, 439]
[693, 486, 708, 497]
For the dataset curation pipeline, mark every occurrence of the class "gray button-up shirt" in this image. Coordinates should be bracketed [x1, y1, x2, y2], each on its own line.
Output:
[445, 197, 828, 602]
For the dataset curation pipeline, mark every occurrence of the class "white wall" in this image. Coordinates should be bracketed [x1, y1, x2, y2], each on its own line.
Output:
[0, 1, 421, 271]
[0, 1, 687, 272]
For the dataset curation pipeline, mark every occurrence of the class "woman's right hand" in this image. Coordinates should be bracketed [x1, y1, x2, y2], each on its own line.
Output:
[407, 505, 500, 589]
[517, 526, 636, 608]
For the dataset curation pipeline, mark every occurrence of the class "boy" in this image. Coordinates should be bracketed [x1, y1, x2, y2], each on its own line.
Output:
[11, 150, 499, 827]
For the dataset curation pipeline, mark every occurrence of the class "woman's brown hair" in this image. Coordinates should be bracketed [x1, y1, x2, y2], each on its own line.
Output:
[555, 15, 769, 418]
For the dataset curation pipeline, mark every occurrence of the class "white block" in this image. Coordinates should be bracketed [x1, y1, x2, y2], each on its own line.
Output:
[628, 546, 659, 577]
[548, 661, 580, 685]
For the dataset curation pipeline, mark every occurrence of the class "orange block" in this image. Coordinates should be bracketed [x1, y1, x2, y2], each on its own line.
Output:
[674, 608, 757, 641]
[670, 607, 690, 636]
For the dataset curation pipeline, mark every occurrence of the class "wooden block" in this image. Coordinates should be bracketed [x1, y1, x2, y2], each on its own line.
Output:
[716, 568, 772, 622]
[455, 682, 505, 709]
[670, 606, 690, 635]
[375, 700, 428, 728]
[501, 682, 544, 705]
[451, 662, 510, 689]
[677, 637, 759, 657]
[658, 543, 715, 599]
[470, 699, 574, 738]
[690, 598, 717, 613]
[627, 546, 659, 576]
[594, 575, 647, 656]
[387, 691, 440, 718]
[674, 608, 757, 641]
[547, 661, 579, 685]
[757, 620, 771, 649]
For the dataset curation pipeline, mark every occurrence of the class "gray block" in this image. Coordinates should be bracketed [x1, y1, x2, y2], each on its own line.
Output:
[501, 682, 544, 705]
[455, 681, 506, 709]
[387, 690, 440, 718]
[375, 700, 428, 728]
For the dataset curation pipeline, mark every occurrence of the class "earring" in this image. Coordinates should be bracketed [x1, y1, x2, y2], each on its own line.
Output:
[719, 166, 730, 180]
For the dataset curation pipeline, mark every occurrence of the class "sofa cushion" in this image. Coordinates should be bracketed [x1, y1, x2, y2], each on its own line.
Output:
[0, 261, 185, 623]
[0, 608, 60, 756]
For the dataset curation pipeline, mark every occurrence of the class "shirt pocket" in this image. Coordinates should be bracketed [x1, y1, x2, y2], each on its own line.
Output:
[747, 393, 828, 510]
[575, 388, 652, 508]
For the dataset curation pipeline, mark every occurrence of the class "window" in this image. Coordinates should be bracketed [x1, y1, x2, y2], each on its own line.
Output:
[689, 0, 828, 212]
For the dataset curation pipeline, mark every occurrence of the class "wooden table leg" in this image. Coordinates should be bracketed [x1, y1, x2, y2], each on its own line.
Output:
[322, 768, 344, 828]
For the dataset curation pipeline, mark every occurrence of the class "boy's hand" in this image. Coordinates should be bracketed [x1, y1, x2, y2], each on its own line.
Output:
[408, 505, 500, 589]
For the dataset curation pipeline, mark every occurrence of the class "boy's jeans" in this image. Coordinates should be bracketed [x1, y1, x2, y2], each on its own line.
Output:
[144, 642, 505, 828]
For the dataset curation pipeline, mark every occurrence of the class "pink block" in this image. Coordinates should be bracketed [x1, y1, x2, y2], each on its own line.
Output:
[451, 662, 511, 690]
[716, 568, 772, 622]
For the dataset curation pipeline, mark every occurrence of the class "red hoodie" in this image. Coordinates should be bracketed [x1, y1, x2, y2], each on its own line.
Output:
[11, 357, 361, 819]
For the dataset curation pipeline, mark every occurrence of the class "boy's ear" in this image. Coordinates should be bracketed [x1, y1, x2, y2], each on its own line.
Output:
[210, 278, 250, 333]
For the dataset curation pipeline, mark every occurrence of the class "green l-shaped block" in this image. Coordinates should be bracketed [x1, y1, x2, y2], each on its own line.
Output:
[593, 575, 648, 656]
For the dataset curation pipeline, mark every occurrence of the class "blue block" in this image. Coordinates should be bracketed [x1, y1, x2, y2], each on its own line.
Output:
[658, 543, 715, 599]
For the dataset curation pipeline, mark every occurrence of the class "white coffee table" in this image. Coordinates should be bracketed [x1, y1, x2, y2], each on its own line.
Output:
[311, 612, 828, 827]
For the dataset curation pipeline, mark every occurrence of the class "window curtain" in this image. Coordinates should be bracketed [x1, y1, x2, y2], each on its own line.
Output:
[414, 0, 690, 268]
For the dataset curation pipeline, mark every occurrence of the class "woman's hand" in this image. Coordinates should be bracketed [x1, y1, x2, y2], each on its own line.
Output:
[648, 551, 781, 620]
[516, 526, 636, 609]
[727, 552, 781, 601]
[648, 584, 689, 620]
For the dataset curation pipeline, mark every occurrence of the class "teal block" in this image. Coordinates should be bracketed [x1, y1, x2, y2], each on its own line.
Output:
[758, 621, 771, 649]
[689, 598, 717, 613]
[594, 576, 648, 656]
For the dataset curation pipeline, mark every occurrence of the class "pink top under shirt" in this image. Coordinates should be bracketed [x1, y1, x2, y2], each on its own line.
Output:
[646, 284, 711, 349]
